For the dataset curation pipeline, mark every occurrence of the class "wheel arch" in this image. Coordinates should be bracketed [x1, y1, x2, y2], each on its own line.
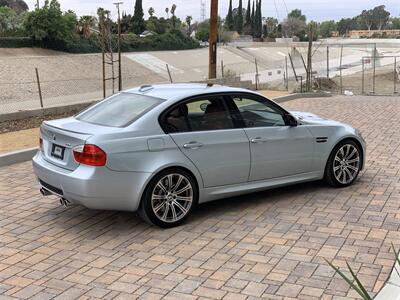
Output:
[137, 165, 201, 211]
[324, 136, 365, 177]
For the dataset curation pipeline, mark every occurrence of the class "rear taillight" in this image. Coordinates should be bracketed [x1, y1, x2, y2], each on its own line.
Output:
[73, 144, 107, 167]
[39, 137, 43, 152]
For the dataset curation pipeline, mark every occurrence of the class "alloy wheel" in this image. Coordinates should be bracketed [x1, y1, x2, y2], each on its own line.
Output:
[333, 144, 360, 185]
[151, 173, 193, 223]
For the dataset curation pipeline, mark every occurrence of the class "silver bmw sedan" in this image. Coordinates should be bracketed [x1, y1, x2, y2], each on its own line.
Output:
[33, 83, 366, 227]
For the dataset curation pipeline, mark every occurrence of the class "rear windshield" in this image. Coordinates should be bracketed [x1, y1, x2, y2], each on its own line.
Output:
[76, 93, 163, 127]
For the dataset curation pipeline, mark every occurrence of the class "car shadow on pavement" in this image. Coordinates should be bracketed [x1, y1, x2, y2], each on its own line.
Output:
[42, 179, 340, 233]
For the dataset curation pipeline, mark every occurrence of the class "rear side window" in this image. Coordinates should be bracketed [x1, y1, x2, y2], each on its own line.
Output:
[162, 97, 234, 133]
[76, 93, 163, 127]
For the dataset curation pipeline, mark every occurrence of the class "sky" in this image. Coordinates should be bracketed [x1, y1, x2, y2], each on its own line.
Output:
[25, 0, 400, 22]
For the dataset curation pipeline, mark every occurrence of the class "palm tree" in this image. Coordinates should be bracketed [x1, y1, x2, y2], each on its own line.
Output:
[79, 15, 96, 38]
[186, 15, 192, 37]
[171, 4, 177, 28]
[148, 7, 155, 17]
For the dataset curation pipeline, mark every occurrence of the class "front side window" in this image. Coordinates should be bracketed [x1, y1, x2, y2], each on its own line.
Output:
[76, 93, 163, 127]
[232, 96, 286, 127]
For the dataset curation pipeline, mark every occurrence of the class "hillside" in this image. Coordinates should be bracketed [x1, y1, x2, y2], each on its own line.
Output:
[0, 0, 28, 13]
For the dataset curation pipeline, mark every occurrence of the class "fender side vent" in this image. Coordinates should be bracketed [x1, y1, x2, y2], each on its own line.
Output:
[316, 137, 328, 143]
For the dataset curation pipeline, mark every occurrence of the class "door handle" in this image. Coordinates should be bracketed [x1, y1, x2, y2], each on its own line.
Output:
[183, 141, 204, 149]
[250, 137, 268, 143]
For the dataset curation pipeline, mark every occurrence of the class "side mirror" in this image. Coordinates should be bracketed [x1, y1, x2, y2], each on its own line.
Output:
[284, 114, 298, 127]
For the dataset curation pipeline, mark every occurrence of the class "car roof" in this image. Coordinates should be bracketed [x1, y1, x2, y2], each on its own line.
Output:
[124, 83, 257, 101]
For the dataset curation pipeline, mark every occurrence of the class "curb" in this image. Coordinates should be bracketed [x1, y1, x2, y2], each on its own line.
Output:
[0, 101, 97, 123]
[273, 92, 332, 103]
[0, 148, 38, 167]
[0, 92, 331, 168]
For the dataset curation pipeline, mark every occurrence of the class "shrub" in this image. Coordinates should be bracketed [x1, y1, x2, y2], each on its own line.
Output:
[0, 36, 34, 47]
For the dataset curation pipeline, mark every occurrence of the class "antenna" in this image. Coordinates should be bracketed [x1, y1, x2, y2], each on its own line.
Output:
[200, 0, 206, 21]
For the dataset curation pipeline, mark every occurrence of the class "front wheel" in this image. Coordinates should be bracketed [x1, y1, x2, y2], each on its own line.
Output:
[139, 169, 198, 228]
[325, 140, 362, 187]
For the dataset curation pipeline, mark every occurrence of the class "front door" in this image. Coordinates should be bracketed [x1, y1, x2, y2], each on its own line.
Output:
[163, 96, 250, 187]
[230, 95, 314, 181]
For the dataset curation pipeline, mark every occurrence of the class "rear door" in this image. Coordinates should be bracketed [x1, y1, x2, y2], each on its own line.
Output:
[229, 94, 314, 181]
[162, 95, 250, 188]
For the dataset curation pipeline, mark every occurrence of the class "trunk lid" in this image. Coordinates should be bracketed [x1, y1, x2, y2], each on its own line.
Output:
[40, 117, 118, 170]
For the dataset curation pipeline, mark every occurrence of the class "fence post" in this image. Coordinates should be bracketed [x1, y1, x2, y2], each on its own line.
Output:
[339, 45, 343, 94]
[395, 57, 398, 94]
[221, 60, 224, 78]
[326, 46, 329, 78]
[372, 43, 376, 94]
[300, 76, 303, 93]
[288, 53, 298, 82]
[254, 58, 259, 90]
[285, 56, 289, 90]
[166, 64, 173, 83]
[361, 57, 365, 95]
[35, 67, 44, 109]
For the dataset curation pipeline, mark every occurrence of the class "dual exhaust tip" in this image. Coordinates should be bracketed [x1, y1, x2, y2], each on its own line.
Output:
[40, 188, 71, 207]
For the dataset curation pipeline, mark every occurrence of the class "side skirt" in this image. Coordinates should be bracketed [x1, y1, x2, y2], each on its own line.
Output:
[199, 171, 323, 203]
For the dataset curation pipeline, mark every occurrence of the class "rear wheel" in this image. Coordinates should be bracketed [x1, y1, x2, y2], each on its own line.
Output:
[325, 140, 362, 187]
[140, 169, 198, 228]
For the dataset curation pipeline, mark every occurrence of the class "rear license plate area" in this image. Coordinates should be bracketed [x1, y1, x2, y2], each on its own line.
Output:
[51, 144, 65, 160]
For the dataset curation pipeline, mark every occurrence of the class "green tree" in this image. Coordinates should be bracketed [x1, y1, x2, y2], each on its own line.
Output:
[264, 17, 278, 37]
[225, 0, 233, 30]
[0, 0, 28, 14]
[288, 9, 306, 22]
[360, 9, 374, 30]
[391, 17, 400, 29]
[186, 15, 192, 37]
[0, 6, 18, 34]
[120, 13, 131, 33]
[283, 9, 306, 38]
[251, 0, 255, 35]
[372, 5, 390, 30]
[337, 17, 356, 35]
[23, 0, 77, 41]
[319, 20, 337, 38]
[195, 20, 209, 41]
[235, 0, 243, 34]
[254, 0, 262, 38]
[132, 0, 145, 34]
[245, 0, 251, 25]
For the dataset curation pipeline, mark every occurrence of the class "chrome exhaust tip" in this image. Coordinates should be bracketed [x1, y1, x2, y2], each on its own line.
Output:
[59, 198, 71, 207]
[40, 188, 51, 196]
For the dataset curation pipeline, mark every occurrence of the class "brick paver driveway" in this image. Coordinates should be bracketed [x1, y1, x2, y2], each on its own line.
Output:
[1, 95, 399, 300]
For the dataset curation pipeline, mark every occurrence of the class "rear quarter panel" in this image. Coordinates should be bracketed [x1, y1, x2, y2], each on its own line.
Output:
[87, 133, 204, 189]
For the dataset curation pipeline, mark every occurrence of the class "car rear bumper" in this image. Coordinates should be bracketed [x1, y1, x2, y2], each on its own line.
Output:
[32, 151, 152, 211]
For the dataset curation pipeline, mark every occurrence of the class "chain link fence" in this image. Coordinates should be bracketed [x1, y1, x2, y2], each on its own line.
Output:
[1, 42, 399, 115]
[215, 42, 400, 96]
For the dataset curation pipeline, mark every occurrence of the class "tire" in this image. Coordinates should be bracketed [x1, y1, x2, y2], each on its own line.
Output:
[325, 139, 362, 187]
[139, 168, 198, 228]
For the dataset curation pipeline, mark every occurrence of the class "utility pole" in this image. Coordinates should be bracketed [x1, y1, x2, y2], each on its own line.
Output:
[36, 0, 39, 9]
[306, 23, 314, 92]
[114, 2, 123, 91]
[209, 0, 218, 79]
